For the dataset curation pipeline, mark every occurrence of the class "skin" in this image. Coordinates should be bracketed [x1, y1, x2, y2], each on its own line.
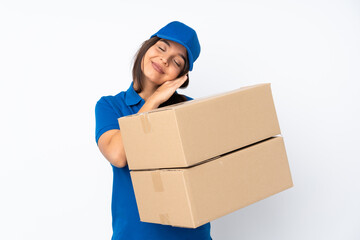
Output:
[98, 39, 189, 168]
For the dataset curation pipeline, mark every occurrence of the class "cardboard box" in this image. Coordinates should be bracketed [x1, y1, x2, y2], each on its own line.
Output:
[119, 83, 281, 170]
[130, 136, 293, 228]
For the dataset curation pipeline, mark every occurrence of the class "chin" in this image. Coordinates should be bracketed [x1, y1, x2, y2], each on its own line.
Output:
[142, 68, 161, 83]
[144, 75, 164, 86]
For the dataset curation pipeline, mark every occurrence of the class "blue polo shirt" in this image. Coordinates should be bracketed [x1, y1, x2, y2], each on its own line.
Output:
[95, 82, 212, 240]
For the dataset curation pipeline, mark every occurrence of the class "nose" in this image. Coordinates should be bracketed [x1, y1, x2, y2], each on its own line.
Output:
[160, 55, 169, 66]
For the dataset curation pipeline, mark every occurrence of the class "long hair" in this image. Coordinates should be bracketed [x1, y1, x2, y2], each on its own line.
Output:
[132, 37, 190, 108]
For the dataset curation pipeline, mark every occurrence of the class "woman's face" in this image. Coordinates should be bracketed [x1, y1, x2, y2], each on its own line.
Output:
[141, 39, 187, 86]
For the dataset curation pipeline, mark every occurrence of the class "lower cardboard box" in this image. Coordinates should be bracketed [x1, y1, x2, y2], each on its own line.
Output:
[130, 136, 293, 228]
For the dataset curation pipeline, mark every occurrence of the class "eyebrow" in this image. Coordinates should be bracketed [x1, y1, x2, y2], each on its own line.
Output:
[160, 39, 187, 63]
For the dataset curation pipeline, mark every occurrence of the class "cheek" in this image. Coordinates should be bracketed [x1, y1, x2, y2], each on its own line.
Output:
[140, 57, 145, 72]
[145, 47, 157, 59]
[168, 66, 181, 78]
[142, 52, 153, 70]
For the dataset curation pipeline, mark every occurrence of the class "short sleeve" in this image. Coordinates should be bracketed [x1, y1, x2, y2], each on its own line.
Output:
[95, 96, 121, 144]
[185, 95, 194, 101]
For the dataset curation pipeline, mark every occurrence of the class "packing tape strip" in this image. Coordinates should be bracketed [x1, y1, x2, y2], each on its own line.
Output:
[159, 213, 170, 225]
[151, 171, 164, 192]
[140, 113, 151, 133]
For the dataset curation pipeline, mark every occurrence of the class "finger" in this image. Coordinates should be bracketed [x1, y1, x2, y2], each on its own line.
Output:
[174, 75, 187, 88]
[173, 74, 187, 85]
[181, 74, 188, 82]
[170, 74, 187, 83]
[165, 76, 186, 88]
[178, 74, 188, 82]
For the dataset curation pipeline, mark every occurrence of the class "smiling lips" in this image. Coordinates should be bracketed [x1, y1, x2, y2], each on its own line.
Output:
[151, 62, 164, 74]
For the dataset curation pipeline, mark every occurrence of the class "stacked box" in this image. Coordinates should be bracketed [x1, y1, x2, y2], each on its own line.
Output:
[118, 83, 293, 228]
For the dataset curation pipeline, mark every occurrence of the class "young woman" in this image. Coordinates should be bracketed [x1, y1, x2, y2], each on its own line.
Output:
[95, 21, 212, 240]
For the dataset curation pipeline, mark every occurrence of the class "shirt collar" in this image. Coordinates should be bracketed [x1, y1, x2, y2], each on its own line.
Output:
[125, 82, 143, 106]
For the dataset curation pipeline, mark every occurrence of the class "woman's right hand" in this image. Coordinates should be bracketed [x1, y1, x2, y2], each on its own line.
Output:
[149, 74, 188, 107]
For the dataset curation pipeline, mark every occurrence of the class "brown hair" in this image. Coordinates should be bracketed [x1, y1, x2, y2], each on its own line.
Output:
[132, 37, 190, 108]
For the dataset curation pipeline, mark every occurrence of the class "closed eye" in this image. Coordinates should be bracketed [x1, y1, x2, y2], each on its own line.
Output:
[158, 46, 165, 51]
[174, 60, 180, 67]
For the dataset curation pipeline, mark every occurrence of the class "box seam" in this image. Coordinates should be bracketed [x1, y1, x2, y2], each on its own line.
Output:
[181, 171, 197, 228]
[173, 109, 189, 167]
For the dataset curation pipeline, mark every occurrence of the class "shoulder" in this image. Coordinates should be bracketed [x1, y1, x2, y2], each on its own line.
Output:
[95, 91, 127, 117]
[96, 91, 125, 105]
[96, 91, 127, 110]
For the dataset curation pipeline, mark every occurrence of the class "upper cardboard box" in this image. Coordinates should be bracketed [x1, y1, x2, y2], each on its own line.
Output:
[119, 83, 281, 170]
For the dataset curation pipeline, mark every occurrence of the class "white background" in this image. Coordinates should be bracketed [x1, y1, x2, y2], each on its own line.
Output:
[1, 0, 359, 239]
